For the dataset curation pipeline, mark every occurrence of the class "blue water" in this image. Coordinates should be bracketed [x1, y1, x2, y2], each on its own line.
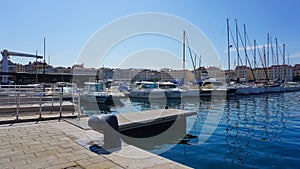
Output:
[83, 91, 300, 169]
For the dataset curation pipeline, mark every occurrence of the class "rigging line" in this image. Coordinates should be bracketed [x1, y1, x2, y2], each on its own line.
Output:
[255, 41, 266, 68]
[286, 48, 292, 65]
[238, 28, 256, 80]
[229, 27, 244, 65]
[257, 44, 270, 82]
[237, 28, 254, 69]
[277, 43, 285, 64]
[270, 38, 275, 65]
[245, 33, 255, 56]
[185, 33, 196, 70]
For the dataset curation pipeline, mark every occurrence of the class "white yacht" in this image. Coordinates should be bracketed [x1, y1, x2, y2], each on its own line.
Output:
[157, 81, 183, 99]
[199, 79, 237, 97]
[80, 82, 125, 105]
[129, 81, 165, 99]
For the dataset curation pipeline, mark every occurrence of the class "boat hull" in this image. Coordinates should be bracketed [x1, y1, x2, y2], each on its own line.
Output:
[235, 87, 250, 95]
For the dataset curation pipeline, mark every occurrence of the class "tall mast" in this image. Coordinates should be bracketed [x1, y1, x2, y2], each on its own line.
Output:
[200, 55, 202, 68]
[267, 33, 270, 68]
[244, 24, 247, 67]
[270, 36, 274, 65]
[235, 19, 240, 67]
[263, 46, 270, 81]
[243, 24, 255, 81]
[283, 43, 286, 82]
[183, 30, 186, 81]
[263, 46, 267, 68]
[254, 40, 257, 69]
[275, 38, 279, 66]
[227, 19, 230, 70]
[283, 43, 286, 65]
[275, 38, 279, 81]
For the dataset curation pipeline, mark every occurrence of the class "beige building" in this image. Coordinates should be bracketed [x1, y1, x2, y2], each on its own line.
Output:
[160, 69, 195, 82]
[235, 66, 255, 81]
[270, 64, 293, 82]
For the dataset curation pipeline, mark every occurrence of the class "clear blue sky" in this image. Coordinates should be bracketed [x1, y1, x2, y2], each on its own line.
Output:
[1, 0, 299, 69]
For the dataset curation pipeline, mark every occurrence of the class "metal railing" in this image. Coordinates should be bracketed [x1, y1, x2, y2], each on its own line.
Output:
[0, 90, 81, 124]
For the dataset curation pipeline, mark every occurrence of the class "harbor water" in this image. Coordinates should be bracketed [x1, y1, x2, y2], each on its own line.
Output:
[83, 91, 300, 169]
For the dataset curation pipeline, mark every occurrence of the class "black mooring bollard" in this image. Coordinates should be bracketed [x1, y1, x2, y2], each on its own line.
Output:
[88, 114, 121, 151]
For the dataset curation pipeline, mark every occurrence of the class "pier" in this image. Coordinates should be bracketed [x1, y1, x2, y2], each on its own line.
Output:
[0, 120, 191, 169]
[0, 107, 195, 169]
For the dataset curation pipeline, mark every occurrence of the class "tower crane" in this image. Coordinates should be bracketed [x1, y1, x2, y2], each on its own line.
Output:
[1, 49, 43, 84]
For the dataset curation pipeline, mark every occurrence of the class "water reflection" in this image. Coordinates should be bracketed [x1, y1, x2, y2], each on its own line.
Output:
[81, 91, 300, 169]
[222, 93, 289, 168]
[147, 92, 300, 169]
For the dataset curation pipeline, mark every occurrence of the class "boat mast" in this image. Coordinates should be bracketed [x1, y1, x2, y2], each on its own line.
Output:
[199, 55, 202, 68]
[235, 19, 240, 79]
[263, 46, 267, 68]
[263, 46, 270, 82]
[275, 38, 279, 81]
[244, 24, 247, 67]
[183, 30, 186, 83]
[254, 40, 257, 69]
[227, 19, 230, 70]
[267, 33, 270, 68]
[243, 24, 256, 81]
[283, 43, 286, 65]
[235, 19, 240, 68]
[275, 38, 279, 66]
[243, 24, 247, 81]
[283, 43, 286, 82]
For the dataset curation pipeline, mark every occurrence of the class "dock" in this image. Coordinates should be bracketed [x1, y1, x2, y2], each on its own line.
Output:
[65, 109, 197, 153]
[64, 109, 196, 135]
[0, 109, 196, 169]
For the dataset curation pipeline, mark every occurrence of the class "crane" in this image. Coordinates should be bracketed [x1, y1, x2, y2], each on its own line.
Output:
[1, 49, 43, 84]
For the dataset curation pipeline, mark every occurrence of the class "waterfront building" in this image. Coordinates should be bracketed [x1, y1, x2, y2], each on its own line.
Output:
[270, 64, 293, 82]
[193, 67, 209, 81]
[294, 64, 300, 81]
[253, 67, 269, 81]
[72, 63, 97, 75]
[160, 69, 194, 82]
[207, 67, 225, 79]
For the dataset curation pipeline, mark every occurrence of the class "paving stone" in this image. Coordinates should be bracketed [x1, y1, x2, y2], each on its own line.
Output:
[0, 159, 27, 168]
[35, 149, 58, 158]
[11, 153, 36, 161]
[88, 156, 108, 164]
[0, 157, 11, 164]
[75, 159, 93, 167]
[45, 161, 77, 169]
[65, 153, 90, 162]
[55, 152, 75, 158]
[26, 155, 58, 164]
[47, 158, 70, 166]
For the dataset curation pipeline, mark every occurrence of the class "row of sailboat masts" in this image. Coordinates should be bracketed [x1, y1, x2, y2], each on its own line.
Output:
[226, 18, 289, 82]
